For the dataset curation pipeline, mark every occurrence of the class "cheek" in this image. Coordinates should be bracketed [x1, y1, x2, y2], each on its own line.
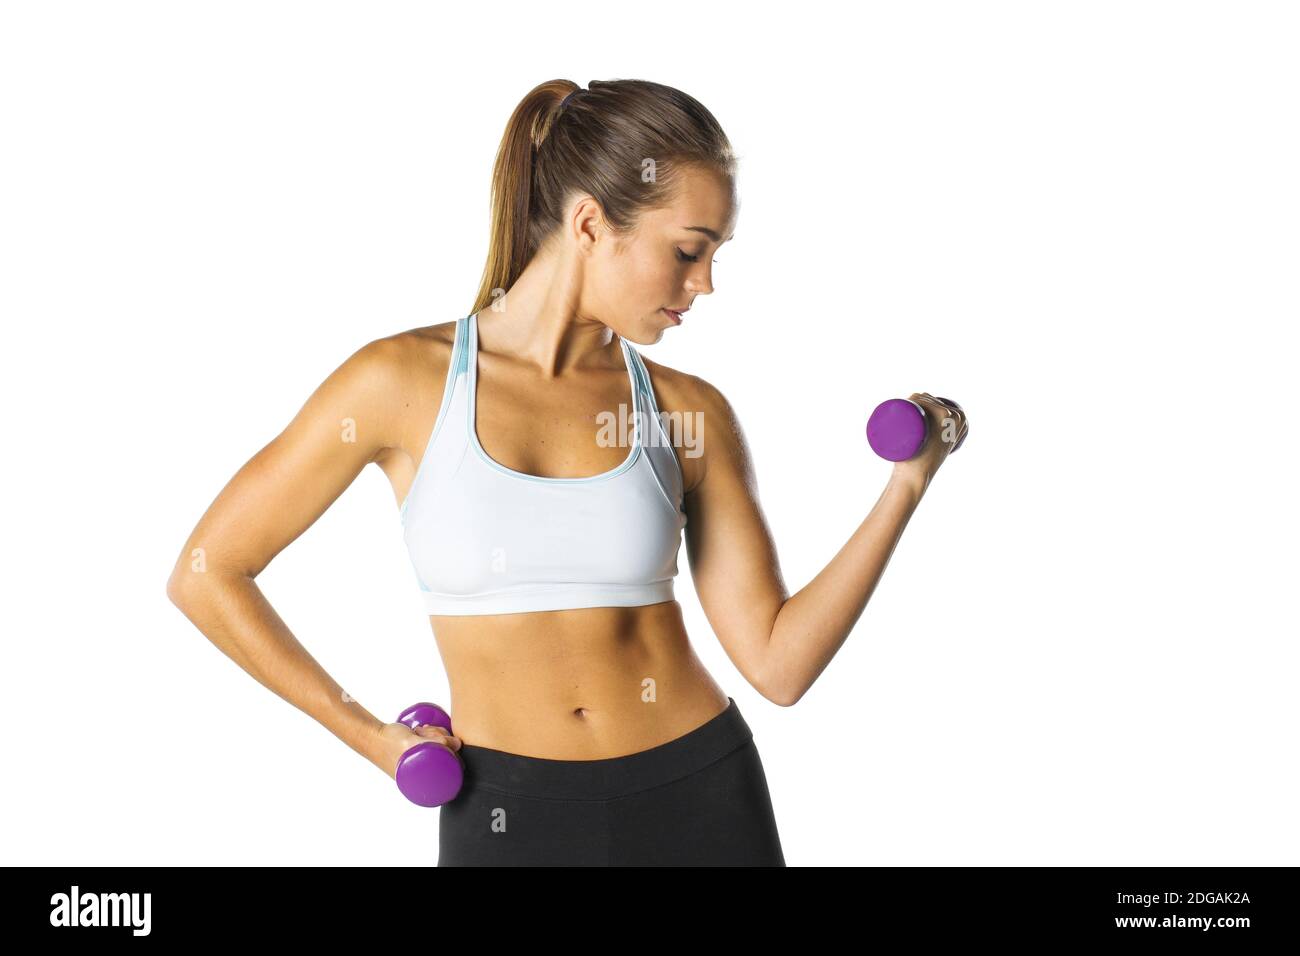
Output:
[625, 252, 676, 297]
[598, 250, 670, 304]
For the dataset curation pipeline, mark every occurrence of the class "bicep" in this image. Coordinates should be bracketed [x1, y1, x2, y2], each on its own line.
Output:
[682, 381, 788, 692]
[169, 337, 407, 587]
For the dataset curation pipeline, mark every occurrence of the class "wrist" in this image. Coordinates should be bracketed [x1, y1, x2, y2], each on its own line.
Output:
[323, 689, 388, 768]
[888, 464, 929, 503]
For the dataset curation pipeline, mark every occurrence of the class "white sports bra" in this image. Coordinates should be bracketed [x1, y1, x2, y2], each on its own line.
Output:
[399, 312, 688, 616]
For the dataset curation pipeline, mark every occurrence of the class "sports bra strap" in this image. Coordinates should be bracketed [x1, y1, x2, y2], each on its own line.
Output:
[625, 345, 660, 417]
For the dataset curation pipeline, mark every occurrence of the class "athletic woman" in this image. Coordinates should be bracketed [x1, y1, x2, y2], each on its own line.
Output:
[166, 78, 967, 866]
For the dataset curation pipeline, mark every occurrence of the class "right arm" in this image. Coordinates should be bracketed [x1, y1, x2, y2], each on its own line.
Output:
[165, 334, 413, 775]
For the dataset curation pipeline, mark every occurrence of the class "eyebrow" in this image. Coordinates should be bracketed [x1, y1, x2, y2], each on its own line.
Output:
[684, 226, 735, 242]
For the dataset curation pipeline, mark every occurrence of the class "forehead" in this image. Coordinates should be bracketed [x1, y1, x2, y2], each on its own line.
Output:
[646, 167, 737, 239]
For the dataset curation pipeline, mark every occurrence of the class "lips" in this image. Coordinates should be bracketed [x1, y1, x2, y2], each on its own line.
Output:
[662, 308, 684, 324]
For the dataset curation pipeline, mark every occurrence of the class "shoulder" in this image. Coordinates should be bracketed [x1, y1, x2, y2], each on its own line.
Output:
[370, 319, 458, 370]
[403, 318, 459, 353]
[633, 351, 706, 405]
[306, 321, 459, 452]
[336, 320, 458, 391]
[632, 352, 750, 495]
[636, 352, 743, 436]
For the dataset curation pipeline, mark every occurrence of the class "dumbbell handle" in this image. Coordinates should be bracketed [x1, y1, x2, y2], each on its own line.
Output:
[866, 396, 967, 462]
[394, 701, 464, 808]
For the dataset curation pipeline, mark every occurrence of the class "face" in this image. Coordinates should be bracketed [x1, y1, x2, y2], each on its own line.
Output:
[579, 166, 737, 344]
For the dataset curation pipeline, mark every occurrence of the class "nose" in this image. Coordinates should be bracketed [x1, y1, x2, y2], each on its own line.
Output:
[687, 264, 714, 297]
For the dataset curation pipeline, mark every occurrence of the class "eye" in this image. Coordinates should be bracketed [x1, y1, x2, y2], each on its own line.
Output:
[676, 248, 719, 264]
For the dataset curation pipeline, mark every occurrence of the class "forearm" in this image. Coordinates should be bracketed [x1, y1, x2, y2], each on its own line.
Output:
[167, 572, 387, 770]
[764, 469, 927, 705]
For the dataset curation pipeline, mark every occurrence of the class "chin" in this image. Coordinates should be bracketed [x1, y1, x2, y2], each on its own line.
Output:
[618, 320, 659, 347]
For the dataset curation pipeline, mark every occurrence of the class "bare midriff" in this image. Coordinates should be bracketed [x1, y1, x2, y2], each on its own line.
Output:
[429, 598, 730, 760]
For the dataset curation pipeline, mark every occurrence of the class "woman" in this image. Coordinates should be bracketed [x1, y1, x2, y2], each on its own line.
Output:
[166, 78, 966, 866]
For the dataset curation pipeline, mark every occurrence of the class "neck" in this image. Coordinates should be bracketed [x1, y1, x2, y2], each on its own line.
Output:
[476, 254, 621, 379]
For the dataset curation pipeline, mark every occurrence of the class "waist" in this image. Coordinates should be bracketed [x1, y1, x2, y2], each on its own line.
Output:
[454, 697, 752, 801]
[432, 601, 729, 755]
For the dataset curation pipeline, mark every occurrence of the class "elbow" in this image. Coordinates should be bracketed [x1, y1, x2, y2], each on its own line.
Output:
[758, 638, 803, 707]
[166, 568, 201, 610]
[759, 671, 803, 708]
[168, 567, 250, 612]
[165, 573, 188, 609]
[769, 687, 804, 708]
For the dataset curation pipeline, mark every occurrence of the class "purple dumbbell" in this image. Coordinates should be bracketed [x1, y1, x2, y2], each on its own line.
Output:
[394, 702, 464, 807]
[866, 396, 967, 461]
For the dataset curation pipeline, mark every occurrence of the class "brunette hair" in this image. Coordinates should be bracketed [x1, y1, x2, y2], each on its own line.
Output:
[469, 78, 736, 316]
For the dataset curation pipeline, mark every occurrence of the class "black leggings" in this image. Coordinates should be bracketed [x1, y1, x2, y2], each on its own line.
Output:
[437, 697, 786, 866]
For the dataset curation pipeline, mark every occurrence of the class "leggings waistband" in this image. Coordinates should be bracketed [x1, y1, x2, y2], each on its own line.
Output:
[455, 697, 754, 801]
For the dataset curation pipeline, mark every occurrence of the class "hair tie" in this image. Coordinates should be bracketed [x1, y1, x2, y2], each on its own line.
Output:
[559, 89, 582, 111]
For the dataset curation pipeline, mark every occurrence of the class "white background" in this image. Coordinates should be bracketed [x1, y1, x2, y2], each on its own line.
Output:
[2, 1, 1296, 866]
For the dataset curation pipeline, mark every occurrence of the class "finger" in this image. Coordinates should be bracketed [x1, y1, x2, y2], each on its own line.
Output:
[922, 393, 953, 414]
[928, 396, 954, 416]
[923, 394, 960, 418]
[415, 725, 462, 751]
[925, 401, 965, 445]
[915, 395, 956, 424]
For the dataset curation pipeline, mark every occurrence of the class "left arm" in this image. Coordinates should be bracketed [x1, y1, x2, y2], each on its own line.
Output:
[683, 377, 931, 706]
[764, 470, 926, 705]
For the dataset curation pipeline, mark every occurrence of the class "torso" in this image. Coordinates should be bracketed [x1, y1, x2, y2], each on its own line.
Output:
[374, 320, 727, 759]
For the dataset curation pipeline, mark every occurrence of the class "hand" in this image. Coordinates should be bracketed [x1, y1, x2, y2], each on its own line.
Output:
[372, 720, 462, 780]
[891, 393, 967, 491]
